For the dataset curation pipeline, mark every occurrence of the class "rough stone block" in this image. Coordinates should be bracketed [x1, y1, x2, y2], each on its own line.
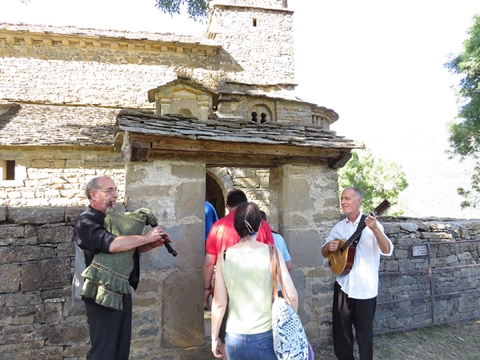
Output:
[42, 288, 72, 301]
[0, 264, 21, 293]
[125, 185, 172, 203]
[175, 181, 203, 219]
[0, 328, 35, 345]
[0, 206, 6, 221]
[37, 225, 73, 244]
[0, 246, 56, 264]
[24, 224, 37, 238]
[142, 222, 204, 270]
[6, 207, 65, 224]
[281, 177, 314, 212]
[21, 259, 70, 292]
[2, 291, 42, 307]
[161, 269, 204, 348]
[284, 229, 323, 268]
[0, 225, 25, 245]
[281, 212, 309, 229]
[172, 164, 204, 179]
[35, 302, 62, 324]
[16, 347, 64, 360]
[48, 322, 90, 346]
[0, 305, 36, 327]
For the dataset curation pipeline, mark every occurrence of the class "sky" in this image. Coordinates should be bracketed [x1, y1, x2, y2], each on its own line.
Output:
[2, 0, 480, 218]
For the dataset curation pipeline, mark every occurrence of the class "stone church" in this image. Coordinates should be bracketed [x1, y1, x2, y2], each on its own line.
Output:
[0, 0, 360, 358]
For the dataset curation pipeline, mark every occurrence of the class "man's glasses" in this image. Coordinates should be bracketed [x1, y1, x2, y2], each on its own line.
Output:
[97, 189, 118, 194]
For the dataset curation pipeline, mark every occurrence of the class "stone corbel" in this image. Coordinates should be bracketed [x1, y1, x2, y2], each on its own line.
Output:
[113, 131, 125, 152]
[328, 152, 352, 169]
[119, 131, 151, 163]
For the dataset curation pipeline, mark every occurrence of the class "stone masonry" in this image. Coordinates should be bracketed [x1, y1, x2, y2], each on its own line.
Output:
[1, 204, 479, 359]
[3, 1, 476, 359]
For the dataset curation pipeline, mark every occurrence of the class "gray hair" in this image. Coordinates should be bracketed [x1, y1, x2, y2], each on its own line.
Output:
[344, 187, 363, 199]
[86, 176, 109, 199]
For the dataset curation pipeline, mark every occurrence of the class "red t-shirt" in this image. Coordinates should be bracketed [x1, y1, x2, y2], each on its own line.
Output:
[205, 210, 274, 258]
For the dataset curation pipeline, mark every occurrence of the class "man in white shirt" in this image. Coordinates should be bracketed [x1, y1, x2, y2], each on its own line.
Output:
[321, 188, 393, 360]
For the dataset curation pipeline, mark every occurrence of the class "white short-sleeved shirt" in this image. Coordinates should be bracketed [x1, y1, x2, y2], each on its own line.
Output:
[325, 214, 393, 299]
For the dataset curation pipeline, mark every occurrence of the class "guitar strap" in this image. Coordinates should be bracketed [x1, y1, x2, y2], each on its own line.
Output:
[351, 214, 367, 246]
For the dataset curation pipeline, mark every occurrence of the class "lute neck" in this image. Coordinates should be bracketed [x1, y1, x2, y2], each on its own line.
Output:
[340, 215, 366, 252]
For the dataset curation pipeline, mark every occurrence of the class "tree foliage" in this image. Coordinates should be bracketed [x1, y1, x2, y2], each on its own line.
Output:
[337, 149, 408, 216]
[445, 14, 480, 208]
[19, 0, 209, 20]
[457, 163, 480, 209]
[154, 0, 209, 20]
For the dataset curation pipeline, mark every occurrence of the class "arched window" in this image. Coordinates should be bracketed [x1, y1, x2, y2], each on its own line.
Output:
[178, 108, 193, 116]
[250, 104, 272, 123]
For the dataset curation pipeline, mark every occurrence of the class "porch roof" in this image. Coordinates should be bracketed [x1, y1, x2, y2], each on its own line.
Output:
[0, 102, 360, 168]
[115, 109, 360, 168]
[0, 101, 117, 147]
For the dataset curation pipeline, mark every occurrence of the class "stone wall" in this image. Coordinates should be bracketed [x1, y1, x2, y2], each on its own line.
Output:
[0, 206, 90, 359]
[375, 217, 480, 333]
[0, 12, 296, 109]
[0, 147, 125, 207]
[210, 0, 287, 8]
[2, 206, 480, 359]
[206, 5, 295, 85]
[0, 48, 212, 109]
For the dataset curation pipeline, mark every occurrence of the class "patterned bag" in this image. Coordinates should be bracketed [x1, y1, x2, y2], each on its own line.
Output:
[270, 246, 312, 360]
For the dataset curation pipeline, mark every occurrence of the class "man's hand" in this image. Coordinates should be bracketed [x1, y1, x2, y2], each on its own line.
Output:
[144, 226, 163, 246]
[204, 288, 212, 310]
[321, 239, 340, 257]
[365, 215, 392, 254]
[364, 215, 380, 231]
[147, 230, 173, 249]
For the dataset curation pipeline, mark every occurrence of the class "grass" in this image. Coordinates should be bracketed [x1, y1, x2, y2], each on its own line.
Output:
[312, 319, 480, 360]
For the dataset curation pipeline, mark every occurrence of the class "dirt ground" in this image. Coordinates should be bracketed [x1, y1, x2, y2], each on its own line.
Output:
[313, 319, 480, 360]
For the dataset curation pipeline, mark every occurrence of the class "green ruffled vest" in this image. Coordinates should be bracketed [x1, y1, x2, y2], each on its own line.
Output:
[81, 208, 158, 310]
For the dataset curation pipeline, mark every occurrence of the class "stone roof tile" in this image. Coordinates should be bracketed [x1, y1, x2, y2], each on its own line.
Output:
[116, 109, 356, 150]
[0, 103, 357, 150]
[0, 101, 117, 146]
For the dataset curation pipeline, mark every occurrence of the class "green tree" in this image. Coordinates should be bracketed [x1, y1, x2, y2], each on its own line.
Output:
[337, 149, 408, 216]
[445, 14, 480, 208]
[154, 0, 208, 20]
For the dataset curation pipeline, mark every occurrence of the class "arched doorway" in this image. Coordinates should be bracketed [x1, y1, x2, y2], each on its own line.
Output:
[206, 171, 225, 218]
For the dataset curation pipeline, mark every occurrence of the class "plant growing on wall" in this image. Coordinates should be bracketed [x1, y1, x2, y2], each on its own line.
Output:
[337, 148, 408, 216]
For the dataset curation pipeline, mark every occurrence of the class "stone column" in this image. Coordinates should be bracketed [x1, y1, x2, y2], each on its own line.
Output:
[271, 163, 339, 267]
[269, 163, 340, 341]
[124, 160, 206, 354]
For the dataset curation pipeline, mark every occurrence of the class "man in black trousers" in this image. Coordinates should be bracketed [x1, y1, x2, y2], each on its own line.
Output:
[321, 187, 393, 360]
[73, 176, 168, 360]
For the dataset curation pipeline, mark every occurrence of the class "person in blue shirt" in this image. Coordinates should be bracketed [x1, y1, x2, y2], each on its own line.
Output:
[260, 211, 292, 271]
[205, 196, 219, 241]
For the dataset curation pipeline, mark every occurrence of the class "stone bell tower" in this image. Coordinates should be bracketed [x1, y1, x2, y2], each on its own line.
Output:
[206, 0, 295, 86]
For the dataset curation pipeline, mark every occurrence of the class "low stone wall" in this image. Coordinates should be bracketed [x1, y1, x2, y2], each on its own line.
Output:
[0, 206, 89, 359]
[1, 206, 479, 359]
[374, 217, 480, 333]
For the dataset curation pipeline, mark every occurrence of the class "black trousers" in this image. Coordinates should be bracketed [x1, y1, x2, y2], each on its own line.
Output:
[332, 281, 376, 360]
[84, 294, 133, 360]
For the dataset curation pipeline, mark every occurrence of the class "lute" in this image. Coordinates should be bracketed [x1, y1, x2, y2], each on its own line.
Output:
[327, 199, 391, 275]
